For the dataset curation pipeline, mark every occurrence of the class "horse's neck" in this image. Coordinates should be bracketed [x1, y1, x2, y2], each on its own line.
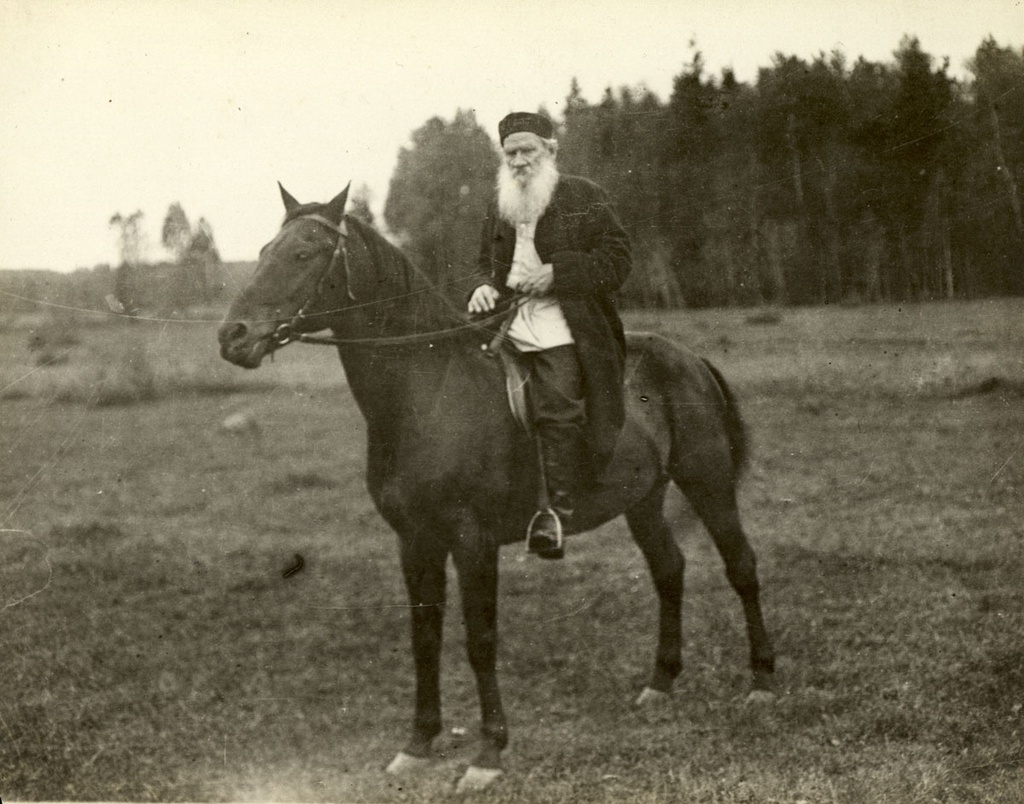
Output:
[334, 222, 480, 432]
[337, 342, 459, 432]
[350, 219, 459, 336]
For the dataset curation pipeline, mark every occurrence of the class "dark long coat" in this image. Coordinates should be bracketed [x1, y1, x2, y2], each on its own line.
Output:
[472, 174, 633, 467]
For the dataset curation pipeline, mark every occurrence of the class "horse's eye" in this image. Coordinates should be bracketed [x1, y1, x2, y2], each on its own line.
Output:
[297, 251, 311, 261]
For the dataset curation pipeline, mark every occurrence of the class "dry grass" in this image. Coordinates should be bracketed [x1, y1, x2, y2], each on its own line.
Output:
[0, 312, 344, 405]
[1, 298, 1022, 801]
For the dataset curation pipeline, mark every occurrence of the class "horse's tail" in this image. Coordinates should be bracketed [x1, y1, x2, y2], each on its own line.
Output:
[701, 357, 750, 476]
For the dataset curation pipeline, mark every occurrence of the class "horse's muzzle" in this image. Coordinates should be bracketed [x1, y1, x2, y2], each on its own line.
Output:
[218, 320, 270, 368]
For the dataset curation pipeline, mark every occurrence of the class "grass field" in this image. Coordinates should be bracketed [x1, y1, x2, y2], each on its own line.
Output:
[1, 299, 1022, 802]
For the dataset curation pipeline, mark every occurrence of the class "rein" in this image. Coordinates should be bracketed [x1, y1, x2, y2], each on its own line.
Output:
[269, 213, 517, 352]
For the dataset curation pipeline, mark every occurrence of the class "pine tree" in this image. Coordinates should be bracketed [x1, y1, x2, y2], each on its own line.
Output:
[968, 37, 1024, 293]
[161, 202, 191, 261]
[383, 109, 499, 301]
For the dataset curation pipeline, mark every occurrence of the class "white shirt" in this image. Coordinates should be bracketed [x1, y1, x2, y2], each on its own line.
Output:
[505, 220, 574, 353]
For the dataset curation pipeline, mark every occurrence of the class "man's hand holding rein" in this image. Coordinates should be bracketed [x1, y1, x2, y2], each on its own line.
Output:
[468, 283, 501, 314]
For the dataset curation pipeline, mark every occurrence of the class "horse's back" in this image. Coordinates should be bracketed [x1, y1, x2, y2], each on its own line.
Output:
[623, 330, 728, 426]
[624, 330, 714, 383]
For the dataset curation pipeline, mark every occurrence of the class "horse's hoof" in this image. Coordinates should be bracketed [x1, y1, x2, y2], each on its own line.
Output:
[745, 689, 777, 705]
[385, 751, 431, 775]
[455, 765, 503, 793]
[635, 686, 671, 707]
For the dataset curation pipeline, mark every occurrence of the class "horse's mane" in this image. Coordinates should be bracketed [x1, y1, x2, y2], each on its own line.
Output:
[343, 214, 466, 336]
[279, 199, 474, 337]
[346, 215, 416, 291]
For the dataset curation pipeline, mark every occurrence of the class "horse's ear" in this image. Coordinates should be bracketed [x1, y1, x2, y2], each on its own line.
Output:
[324, 183, 351, 225]
[279, 182, 301, 215]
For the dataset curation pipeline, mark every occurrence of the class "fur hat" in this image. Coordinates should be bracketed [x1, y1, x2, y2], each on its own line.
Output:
[498, 112, 554, 144]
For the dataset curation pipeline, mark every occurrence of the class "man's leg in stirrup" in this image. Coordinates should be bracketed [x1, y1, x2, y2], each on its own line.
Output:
[525, 345, 587, 559]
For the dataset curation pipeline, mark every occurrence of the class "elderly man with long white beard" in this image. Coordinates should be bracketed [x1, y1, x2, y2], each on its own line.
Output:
[469, 111, 633, 559]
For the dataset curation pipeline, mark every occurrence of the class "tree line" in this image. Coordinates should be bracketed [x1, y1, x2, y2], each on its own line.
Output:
[105, 205, 211, 315]
[385, 36, 1023, 309]
[0, 205, 223, 320]
[5, 35, 1019, 318]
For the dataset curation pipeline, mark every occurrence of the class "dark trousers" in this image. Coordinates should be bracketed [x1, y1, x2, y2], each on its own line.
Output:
[520, 344, 585, 430]
[518, 344, 587, 510]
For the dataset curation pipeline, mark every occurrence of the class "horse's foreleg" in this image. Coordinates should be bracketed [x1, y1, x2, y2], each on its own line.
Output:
[451, 529, 507, 785]
[626, 483, 685, 700]
[395, 536, 448, 760]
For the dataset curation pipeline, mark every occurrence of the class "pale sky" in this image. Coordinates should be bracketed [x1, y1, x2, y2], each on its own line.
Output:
[1, 0, 1021, 272]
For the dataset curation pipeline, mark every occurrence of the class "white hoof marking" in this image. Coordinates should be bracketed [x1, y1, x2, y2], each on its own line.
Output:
[456, 765, 503, 793]
[385, 751, 430, 775]
[635, 686, 671, 707]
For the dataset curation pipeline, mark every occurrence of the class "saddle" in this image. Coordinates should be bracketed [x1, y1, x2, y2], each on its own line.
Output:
[494, 345, 533, 434]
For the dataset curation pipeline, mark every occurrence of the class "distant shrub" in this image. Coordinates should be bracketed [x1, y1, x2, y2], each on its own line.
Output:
[27, 314, 81, 351]
[745, 309, 783, 326]
[33, 349, 71, 368]
[266, 471, 338, 494]
[51, 521, 125, 543]
[950, 376, 1024, 399]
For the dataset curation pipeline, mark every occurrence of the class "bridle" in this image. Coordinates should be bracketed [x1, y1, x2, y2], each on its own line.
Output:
[270, 213, 353, 350]
[267, 213, 516, 352]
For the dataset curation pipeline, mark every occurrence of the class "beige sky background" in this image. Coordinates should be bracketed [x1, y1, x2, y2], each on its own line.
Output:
[1, 0, 1021, 272]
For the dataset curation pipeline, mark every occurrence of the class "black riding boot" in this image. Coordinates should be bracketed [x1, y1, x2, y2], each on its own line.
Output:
[527, 425, 587, 560]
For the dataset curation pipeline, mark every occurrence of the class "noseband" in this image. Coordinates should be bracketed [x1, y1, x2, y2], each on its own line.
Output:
[271, 213, 353, 349]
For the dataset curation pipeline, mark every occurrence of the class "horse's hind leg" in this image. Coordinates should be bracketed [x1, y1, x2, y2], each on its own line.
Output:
[676, 472, 776, 695]
[626, 481, 685, 702]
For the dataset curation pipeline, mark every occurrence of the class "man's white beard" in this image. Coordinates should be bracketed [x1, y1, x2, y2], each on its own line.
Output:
[496, 156, 560, 225]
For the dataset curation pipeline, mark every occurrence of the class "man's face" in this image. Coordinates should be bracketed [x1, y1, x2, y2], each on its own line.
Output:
[502, 132, 551, 185]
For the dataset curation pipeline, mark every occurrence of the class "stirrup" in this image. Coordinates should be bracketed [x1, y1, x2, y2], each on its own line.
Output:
[525, 506, 564, 559]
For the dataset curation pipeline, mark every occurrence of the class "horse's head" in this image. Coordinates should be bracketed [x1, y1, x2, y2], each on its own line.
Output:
[218, 183, 352, 368]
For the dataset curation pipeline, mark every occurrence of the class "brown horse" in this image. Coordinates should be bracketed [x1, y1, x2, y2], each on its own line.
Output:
[218, 184, 775, 792]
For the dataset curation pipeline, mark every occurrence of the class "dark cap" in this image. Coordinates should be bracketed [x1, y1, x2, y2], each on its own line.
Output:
[498, 111, 554, 144]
